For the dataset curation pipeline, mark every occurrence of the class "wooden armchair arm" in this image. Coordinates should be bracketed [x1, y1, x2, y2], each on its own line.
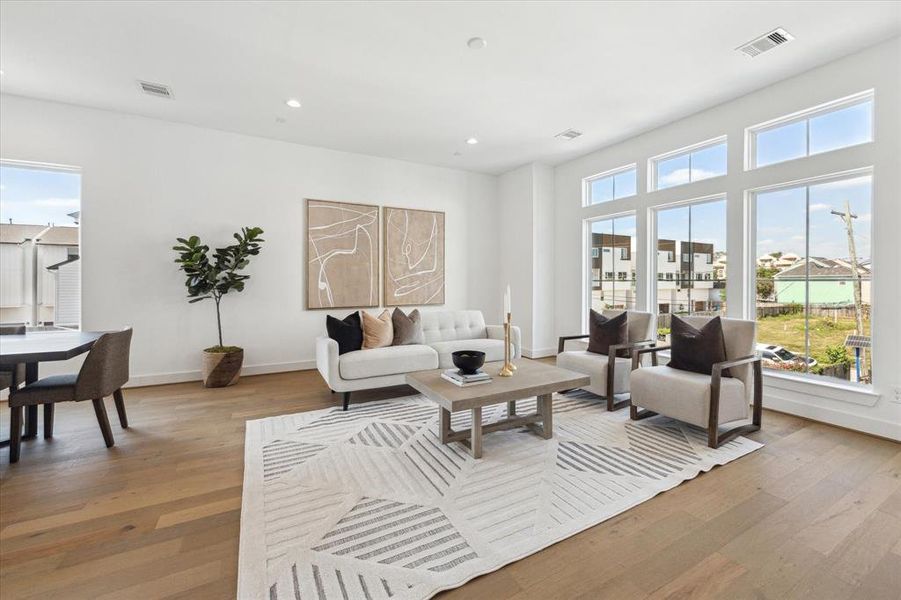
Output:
[709, 354, 763, 448]
[631, 345, 671, 371]
[557, 334, 589, 353]
[608, 339, 657, 358]
[712, 354, 761, 377]
[604, 339, 656, 411]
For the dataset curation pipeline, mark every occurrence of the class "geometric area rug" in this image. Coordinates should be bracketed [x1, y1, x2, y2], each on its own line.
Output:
[238, 393, 762, 599]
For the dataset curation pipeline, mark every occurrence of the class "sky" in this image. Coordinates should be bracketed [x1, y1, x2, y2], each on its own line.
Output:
[0, 165, 81, 227]
[756, 175, 871, 261]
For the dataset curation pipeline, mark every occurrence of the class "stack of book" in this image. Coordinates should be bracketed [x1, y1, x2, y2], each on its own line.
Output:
[441, 369, 492, 387]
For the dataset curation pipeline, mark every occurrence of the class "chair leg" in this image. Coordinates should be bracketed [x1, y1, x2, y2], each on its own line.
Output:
[9, 406, 22, 463]
[113, 389, 128, 428]
[342, 392, 351, 411]
[44, 404, 55, 439]
[92, 398, 115, 448]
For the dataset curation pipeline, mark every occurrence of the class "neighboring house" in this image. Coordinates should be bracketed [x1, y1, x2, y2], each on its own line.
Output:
[757, 253, 777, 268]
[0, 223, 80, 326]
[589, 232, 724, 313]
[773, 257, 872, 305]
[590, 233, 636, 308]
[46, 254, 81, 328]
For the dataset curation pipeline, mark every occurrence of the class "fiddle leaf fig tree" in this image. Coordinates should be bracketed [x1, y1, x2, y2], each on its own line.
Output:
[173, 226, 265, 351]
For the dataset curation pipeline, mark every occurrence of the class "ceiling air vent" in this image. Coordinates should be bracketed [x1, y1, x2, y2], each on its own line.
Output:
[737, 28, 794, 57]
[555, 129, 583, 140]
[137, 80, 173, 99]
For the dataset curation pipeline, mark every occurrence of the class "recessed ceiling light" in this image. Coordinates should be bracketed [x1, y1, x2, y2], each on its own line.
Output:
[285, 98, 301, 108]
[465, 137, 479, 145]
[467, 37, 487, 50]
[0, 70, 5, 77]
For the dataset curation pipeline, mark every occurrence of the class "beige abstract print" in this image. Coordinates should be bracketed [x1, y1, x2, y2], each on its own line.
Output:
[306, 199, 379, 309]
[384, 207, 445, 306]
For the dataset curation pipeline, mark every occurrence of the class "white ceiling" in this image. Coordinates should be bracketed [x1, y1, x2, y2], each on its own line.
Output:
[1, 1, 899, 174]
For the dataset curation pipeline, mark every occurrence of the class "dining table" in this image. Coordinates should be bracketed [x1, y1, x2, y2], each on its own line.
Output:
[0, 330, 102, 444]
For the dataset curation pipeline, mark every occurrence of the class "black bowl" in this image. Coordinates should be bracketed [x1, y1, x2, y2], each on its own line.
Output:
[452, 350, 486, 375]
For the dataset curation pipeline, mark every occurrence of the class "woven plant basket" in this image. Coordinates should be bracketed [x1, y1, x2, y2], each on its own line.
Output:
[202, 348, 244, 388]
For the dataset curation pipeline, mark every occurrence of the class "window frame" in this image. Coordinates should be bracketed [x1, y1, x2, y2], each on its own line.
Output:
[745, 90, 875, 170]
[582, 163, 638, 207]
[583, 210, 638, 322]
[744, 167, 874, 387]
[0, 158, 83, 331]
[648, 136, 727, 192]
[650, 193, 728, 318]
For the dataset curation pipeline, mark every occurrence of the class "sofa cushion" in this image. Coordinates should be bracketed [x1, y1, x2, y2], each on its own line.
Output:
[339, 345, 438, 380]
[630, 365, 747, 428]
[326, 311, 363, 355]
[430, 338, 508, 369]
[420, 310, 487, 344]
[556, 350, 632, 395]
[362, 309, 393, 349]
[392, 308, 424, 345]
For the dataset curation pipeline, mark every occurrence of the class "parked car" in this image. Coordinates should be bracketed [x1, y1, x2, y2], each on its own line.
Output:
[756, 344, 818, 368]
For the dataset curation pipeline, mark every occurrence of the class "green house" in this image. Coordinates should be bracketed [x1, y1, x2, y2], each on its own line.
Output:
[773, 258, 871, 306]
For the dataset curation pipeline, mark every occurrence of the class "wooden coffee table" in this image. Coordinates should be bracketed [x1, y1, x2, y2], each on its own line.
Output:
[405, 360, 590, 458]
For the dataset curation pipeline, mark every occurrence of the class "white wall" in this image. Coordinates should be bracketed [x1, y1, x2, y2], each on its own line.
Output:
[498, 164, 534, 352]
[0, 95, 501, 385]
[552, 38, 901, 439]
[497, 162, 556, 358]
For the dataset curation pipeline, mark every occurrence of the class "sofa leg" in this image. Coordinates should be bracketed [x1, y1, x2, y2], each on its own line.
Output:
[342, 392, 351, 411]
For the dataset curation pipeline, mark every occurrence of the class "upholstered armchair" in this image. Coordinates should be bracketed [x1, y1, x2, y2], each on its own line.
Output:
[629, 316, 762, 449]
[556, 310, 657, 411]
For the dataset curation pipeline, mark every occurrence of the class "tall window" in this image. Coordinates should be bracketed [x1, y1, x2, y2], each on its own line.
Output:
[0, 162, 81, 329]
[651, 138, 727, 190]
[749, 91, 873, 168]
[655, 199, 727, 327]
[753, 173, 872, 383]
[588, 215, 637, 312]
[585, 165, 637, 205]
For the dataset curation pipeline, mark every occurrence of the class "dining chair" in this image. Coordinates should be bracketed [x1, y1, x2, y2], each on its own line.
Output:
[8, 327, 132, 463]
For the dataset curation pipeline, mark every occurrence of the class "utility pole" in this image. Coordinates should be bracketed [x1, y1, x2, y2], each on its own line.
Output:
[831, 200, 866, 377]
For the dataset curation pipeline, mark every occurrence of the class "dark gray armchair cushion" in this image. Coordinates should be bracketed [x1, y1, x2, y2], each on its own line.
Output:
[668, 315, 731, 377]
[587, 309, 628, 356]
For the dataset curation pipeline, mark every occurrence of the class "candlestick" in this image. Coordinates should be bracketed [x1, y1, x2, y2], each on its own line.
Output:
[498, 311, 515, 377]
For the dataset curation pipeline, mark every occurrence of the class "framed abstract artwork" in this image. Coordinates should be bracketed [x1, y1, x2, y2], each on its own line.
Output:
[383, 206, 445, 306]
[306, 199, 379, 309]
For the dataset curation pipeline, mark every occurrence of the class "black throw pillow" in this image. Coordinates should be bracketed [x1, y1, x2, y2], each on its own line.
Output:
[587, 309, 628, 356]
[668, 315, 731, 377]
[326, 311, 363, 355]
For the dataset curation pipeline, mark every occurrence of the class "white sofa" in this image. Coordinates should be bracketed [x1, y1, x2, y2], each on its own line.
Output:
[316, 310, 521, 410]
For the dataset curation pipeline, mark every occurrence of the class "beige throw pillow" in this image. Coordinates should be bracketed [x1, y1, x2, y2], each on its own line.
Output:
[362, 309, 394, 349]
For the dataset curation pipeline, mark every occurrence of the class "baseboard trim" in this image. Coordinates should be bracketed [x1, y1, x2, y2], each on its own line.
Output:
[125, 360, 317, 388]
[764, 388, 901, 441]
[523, 347, 557, 359]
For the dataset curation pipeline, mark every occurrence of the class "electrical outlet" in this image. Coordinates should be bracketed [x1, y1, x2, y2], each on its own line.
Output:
[893, 386, 901, 403]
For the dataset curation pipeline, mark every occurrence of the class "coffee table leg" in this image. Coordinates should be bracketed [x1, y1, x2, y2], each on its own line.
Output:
[537, 393, 553, 440]
[507, 400, 516, 417]
[439, 407, 451, 443]
[470, 407, 482, 459]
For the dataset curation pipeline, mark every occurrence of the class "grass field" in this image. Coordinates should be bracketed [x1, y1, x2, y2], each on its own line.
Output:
[756, 312, 870, 366]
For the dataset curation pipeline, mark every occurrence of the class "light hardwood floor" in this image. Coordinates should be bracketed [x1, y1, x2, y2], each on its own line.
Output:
[1, 363, 899, 599]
